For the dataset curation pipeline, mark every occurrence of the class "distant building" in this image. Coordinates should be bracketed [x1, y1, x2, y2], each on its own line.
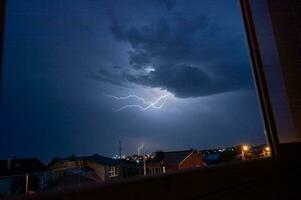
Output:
[240, 145, 271, 160]
[146, 150, 204, 175]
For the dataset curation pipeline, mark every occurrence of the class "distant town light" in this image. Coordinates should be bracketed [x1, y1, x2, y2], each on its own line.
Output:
[265, 147, 270, 152]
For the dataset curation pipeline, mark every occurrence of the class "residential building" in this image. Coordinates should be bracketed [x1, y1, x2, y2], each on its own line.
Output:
[48, 154, 141, 182]
[0, 158, 46, 195]
[84, 154, 122, 181]
[145, 150, 204, 175]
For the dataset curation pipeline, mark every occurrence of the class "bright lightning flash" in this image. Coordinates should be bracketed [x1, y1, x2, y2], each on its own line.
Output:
[105, 93, 169, 112]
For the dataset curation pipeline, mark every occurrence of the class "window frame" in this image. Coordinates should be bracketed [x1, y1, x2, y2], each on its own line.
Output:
[108, 166, 118, 178]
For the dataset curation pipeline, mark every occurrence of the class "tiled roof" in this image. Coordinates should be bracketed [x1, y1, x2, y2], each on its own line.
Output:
[56, 173, 98, 188]
[85, 154, 119, 166]
[158, 150, 194, 165]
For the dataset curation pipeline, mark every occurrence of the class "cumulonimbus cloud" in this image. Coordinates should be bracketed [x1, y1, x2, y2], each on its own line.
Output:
[102, 9, 253, 98]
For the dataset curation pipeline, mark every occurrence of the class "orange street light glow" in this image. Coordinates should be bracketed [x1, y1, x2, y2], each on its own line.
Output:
[242, 145, 249, 151]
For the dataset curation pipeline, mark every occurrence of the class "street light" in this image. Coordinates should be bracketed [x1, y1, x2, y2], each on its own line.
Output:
[264, 146, 271, 157]
[242, 145, 250, 160]
[242, 145, 249, 152]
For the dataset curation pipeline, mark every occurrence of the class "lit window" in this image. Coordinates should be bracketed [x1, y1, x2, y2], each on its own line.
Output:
[108, 166, 118, 177]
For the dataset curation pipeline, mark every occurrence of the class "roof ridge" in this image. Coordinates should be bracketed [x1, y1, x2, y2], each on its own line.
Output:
[162, 150, 195, 153]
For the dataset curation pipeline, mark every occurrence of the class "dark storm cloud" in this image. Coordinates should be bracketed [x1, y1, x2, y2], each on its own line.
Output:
[110, 15, 215, 63]
[89, 68, 129, 87]
[108, 11, 251, 98]
[127, 64, 242, 98]
[128, 50, 151, 69]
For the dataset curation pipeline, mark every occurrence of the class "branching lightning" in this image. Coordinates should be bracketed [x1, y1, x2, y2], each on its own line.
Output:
[105, 93, 169, 112]
[104, 94, 153, 105]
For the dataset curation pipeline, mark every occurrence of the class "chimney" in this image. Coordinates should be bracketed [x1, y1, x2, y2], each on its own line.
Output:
[7, 158, 11, 170]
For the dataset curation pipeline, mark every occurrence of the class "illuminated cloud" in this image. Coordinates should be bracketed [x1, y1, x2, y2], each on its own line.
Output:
[105, 8, 253, 98]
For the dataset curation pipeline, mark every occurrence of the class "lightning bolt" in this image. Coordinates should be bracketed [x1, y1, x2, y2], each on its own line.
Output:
[138, 143, 144, 155]
[104, 94, 153, 105]
[105, 93, 169, 111]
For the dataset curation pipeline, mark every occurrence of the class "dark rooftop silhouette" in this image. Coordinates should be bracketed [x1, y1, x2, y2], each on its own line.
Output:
[0, 158, 45, 176]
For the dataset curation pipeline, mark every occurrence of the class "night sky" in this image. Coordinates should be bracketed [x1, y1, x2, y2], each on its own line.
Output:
[0, 0, 265, 163]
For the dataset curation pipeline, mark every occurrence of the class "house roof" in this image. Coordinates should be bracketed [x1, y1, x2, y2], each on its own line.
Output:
[56, 173, 99, 188]
[48, 154, 127, 169]
[85, 154, 119, 166]
[156, 150, 195, 165]
[0, 158, 46, 177]
[47, 155, 80, 167]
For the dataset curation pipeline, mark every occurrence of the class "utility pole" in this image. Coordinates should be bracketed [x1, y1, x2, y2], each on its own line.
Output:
[143, 156, 146, 176]
[25, 174, 29, 194]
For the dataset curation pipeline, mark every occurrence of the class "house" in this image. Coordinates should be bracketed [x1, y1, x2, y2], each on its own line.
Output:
[0, 158, 46, 177]
[145, 150, 204, 175]
[50, 167, 102, 190]
[47, 156, 87, 185]
[85, 154, 124, 181]
[0, 158, 46, 195]
[48, 154, 139, 182]
[202, 152, 220, 165]
[55, 173, 98, 188]
[48, 155, 84, 171]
